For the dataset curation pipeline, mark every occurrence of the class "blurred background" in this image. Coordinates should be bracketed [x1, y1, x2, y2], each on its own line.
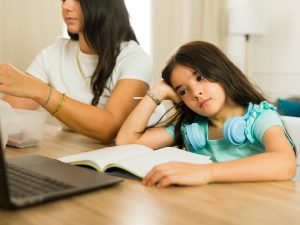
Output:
[0, 0, 299, 102]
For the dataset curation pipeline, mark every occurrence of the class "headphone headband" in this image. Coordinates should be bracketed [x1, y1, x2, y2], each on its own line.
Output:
[183, 103, 254, 149]
[243, 103, 254, 120]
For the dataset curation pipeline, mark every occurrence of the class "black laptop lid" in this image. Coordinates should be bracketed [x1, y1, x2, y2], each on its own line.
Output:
[0, 130, 12, 208]
[0, 124, 123, 209]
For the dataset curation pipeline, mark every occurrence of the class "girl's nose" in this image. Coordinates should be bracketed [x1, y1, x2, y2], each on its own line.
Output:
[193, 90, 203, 99]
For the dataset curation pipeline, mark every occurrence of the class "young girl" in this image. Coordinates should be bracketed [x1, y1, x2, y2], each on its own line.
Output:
[0, 0, 152, 143]
[116, 41, 296, 187]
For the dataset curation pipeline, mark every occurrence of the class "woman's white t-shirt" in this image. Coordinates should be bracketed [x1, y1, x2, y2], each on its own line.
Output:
[26, 37, 153, 108]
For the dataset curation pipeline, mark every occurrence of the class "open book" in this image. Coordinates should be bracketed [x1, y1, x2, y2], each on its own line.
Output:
[58, 144, 212, 179]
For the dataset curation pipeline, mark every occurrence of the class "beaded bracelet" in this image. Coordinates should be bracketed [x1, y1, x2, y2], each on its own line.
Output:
[51, 93, 66, 117]
[146, 90, 161, 105]
[41, 86, 52, 107]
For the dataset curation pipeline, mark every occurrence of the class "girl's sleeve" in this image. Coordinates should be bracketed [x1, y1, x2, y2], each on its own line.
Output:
[252, 110, 284, 143]
[249, 105, 294, 147]
[165, 125, 175, 140]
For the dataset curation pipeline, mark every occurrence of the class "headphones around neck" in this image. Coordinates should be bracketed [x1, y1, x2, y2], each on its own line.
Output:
[182, 103, 254, 150]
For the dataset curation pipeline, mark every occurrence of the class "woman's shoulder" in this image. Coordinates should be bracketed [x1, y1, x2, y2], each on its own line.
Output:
[114, 40, 152, 83]
[118, 40, 150, 59]
[120, 40, 140, 50]
[40, 37, 77, 55]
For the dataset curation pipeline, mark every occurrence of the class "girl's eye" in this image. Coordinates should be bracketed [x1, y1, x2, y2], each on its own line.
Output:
[196, 75, 203, 81]
[177, 89, 188, 96]
[192, 71, 204, 82]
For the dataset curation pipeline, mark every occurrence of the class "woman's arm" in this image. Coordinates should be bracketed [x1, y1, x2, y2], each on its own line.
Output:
[3, 95, 40, 110]
[0, 63, 149, 143]
[0, 65, 42, 109]
[116, 80, 180, 149]
[47, 79, 149, 143]
[143, 126, 297, 187]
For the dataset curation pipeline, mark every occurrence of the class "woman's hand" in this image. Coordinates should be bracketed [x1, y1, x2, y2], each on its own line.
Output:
[0, 63, 46, 101]
[142, 162, 213, 188]
[150, 80, 181, 104]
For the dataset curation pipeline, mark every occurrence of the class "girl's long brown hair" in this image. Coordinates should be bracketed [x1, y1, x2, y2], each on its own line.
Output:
[161, 41, 267, 148]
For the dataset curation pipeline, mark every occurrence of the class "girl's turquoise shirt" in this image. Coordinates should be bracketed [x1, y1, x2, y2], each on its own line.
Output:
[166, 101, 294, 162]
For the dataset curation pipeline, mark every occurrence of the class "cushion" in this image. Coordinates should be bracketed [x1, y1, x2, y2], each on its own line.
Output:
[277, 98, 300, 117]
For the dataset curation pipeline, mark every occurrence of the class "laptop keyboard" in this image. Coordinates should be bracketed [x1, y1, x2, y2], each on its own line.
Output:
[6, 163, 74, 198]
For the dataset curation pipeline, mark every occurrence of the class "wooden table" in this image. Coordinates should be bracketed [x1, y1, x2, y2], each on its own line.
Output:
[1, 126, 300, 225]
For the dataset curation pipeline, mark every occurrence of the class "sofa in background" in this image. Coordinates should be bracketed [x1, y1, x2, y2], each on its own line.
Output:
[276, 97, 300, 117]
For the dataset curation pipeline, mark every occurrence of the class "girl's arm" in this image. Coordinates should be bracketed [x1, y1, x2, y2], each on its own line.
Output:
[0, 64, 148, 143]
[143, 125, 297, 187]
[208, 125, 296, 182]
[116, 80, 180, 149]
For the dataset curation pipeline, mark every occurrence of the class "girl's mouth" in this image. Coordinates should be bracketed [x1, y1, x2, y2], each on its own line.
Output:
[199, 99, 210, 107]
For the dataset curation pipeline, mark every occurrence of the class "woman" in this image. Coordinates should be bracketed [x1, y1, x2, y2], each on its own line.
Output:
[0, 0, 152, 143]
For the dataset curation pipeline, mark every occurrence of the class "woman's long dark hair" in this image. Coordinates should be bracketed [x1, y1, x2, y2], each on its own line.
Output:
[68, 0, 138, 105]
[162, 41, 267, 148]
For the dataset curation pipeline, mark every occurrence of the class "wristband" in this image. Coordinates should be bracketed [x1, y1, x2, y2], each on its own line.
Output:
[146, 90, 161, 105]
[41, 86, 52, 107]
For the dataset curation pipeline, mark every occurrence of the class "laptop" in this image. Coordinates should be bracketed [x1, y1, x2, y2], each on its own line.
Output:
[0, 130, 123, 210]
[281, 116, 300, 181]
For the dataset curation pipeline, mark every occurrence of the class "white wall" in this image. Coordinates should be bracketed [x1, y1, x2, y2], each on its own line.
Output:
[0, 0, 62, 71]
[0, 0, 3, 61]
[151, 0, 226, 83]
[251, 0, 300, 100]
[227, 0, 300, 101]
[125, 0, 151, 55]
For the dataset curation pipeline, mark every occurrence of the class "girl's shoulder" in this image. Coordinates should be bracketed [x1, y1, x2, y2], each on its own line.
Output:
[246, 101, 283, 143]
[250, 101, 279, 120]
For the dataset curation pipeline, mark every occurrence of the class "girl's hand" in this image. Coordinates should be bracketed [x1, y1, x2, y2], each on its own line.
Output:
[0, 63, 45, 100]
[142, 162, 213, 188]
[150, 80, 181, 104]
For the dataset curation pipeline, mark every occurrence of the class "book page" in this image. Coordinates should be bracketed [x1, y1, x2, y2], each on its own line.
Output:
[58, 144, 152, 171]
[104, 147, 212, 178]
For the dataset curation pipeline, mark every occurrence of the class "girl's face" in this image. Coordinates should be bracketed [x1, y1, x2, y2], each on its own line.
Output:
[170, 65, 227, 118]
[61, 0, 84, 34]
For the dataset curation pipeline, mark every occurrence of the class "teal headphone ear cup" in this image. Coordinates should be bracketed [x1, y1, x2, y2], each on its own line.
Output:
[223, 117, 247, 145]
[222, 103, 253, 145]
[183, 103, 253, 148]
[183, 123, 206, 150]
